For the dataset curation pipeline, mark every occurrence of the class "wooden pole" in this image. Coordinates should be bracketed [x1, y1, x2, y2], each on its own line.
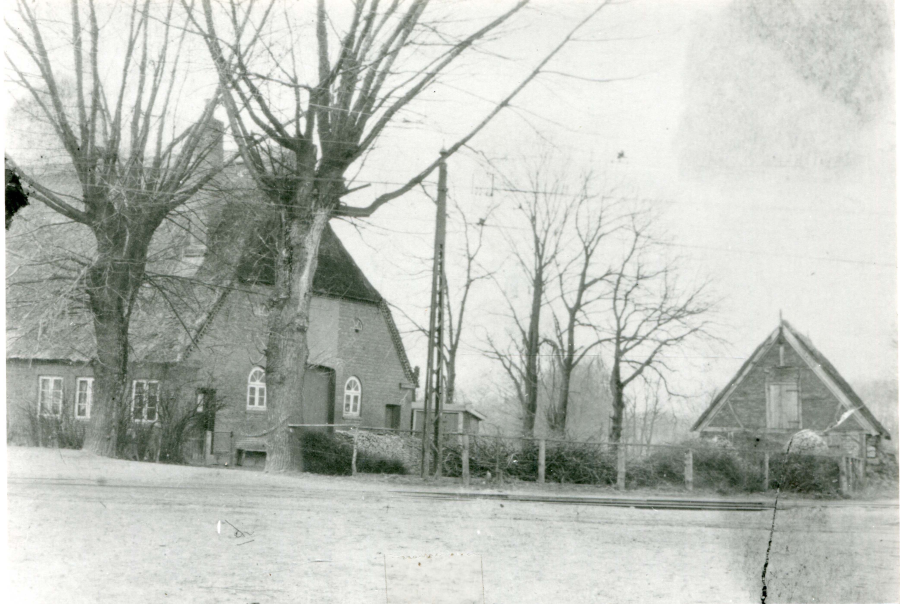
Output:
[351, 428, 359, 476]
[684, 449, 693, 492]
[538, 439, 546, 484]
[462, 433, 470, 487]
[616, 444, 626, 491]
[763, 452, 770, 491]
[433, 157, 448, 478]
[421, 155, 448, 478]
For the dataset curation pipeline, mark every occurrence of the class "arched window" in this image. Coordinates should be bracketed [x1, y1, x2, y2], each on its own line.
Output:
[247, 367, 266, 409]
[343, 377, 361, 418]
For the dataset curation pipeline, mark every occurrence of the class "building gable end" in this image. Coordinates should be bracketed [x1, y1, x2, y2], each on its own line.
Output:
[781, 327, 881, 436]
[692, 327, 780, 432]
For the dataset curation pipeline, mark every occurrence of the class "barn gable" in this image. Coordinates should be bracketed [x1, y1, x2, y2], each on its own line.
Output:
[692, 320, 889, 439]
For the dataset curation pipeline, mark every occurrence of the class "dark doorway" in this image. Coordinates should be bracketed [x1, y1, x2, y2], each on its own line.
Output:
[302, 365, 335, 428]
[385, 404, 401, 430]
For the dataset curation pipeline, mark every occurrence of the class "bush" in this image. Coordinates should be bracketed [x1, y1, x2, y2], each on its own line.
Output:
[12, 399, 86, 449]
[769, 453, 840, 497]
[692, 445, 764, 493]
[546, 443, 615, 485]
[299, 431, 406, 476]
[627, 449, 684, 488]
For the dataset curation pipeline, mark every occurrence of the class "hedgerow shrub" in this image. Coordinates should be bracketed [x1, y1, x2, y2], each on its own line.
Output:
[299, 431, 406, 476]
[546, 443, 615, 484]
[627, 448, 684, 488]
[769, 453, 840, 497]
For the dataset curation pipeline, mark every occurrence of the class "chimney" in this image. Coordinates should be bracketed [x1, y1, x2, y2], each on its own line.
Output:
[199, 116, 224, 171]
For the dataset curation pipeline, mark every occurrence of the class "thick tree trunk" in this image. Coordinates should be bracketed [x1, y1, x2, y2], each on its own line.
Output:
[84, 312, 130, 456]
[608, 361, 625, 444]
[264, 209, 330, 473]
[82, 235, 150, 456]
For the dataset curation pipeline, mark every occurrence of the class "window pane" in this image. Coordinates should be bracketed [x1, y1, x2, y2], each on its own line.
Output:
[259, 386, 266, 407]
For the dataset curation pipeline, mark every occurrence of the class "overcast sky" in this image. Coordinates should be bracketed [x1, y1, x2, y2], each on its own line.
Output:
[327, 0, 896, 404]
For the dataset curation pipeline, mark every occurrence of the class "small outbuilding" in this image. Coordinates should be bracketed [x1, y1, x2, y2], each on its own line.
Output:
[691, 319, 891, 459]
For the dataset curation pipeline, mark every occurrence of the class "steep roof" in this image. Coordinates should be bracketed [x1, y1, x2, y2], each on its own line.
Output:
[691, 320, 890, 438]
[6, 181, 414, 384]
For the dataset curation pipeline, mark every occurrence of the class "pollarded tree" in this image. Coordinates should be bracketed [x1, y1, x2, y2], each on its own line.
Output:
[190, 0, 613, 470]
[6, 0, 225, 457]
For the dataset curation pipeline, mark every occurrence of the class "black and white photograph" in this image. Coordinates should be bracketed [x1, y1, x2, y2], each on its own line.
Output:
[4, 0, 898, 602]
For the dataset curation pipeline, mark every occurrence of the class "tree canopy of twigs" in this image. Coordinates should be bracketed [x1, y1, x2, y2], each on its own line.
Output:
[188, 0, 612, 471]
[601, 213, 718, 444]
[6, 0, 226, 457]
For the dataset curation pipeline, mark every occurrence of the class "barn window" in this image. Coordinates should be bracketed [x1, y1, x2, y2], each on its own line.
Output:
[38, 376, 63, 417]
[132, 380, 159, 422]
[247, 367, 266, 409]
[766, 378, 799, 430]
[75, 378, 93, 419]
[343, 377, 361, 418]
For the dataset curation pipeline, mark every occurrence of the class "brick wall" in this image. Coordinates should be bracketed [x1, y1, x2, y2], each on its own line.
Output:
[184, 290, 412, 453]
[331, 298, 414, 430]
[706, 339, 856, 434]
[6, 359, 190, 445]
[8, 291, 415, 453]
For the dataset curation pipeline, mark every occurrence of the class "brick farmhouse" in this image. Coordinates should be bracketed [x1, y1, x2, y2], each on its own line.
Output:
[691, 319, 891, 458]
[6, 148, 433, 464]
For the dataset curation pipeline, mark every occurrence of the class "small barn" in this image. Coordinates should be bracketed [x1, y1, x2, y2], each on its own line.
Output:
[691, 319, 891, 459]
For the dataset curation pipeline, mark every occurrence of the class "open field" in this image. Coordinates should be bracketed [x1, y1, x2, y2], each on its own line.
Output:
[7, 447, 899, 603]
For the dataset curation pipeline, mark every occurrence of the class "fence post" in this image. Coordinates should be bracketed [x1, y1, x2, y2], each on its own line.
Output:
[462, 434, 470, 487]
[495, 447, 502, 485]
[763, 452, 770, 491]
[538, 439, 546, 484]
[616, 445, 626, 491]
[684, 449, 693, 492]
[839, 456, 849, 495]
[204, 430, 213, 465]
[351, 428, 359, 476]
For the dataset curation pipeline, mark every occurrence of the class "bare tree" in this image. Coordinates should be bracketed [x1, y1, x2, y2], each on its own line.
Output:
[486, 163, 571, 436]
[442, 202, 496, 407]
[6, 0, 224, 457]
[543, 177, 618, 435]
[602, 215, 717, 445]
[190, 0, 611, 470]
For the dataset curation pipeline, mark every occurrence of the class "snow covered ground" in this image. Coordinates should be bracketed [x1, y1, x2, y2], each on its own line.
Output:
[7, 447, 899, 603]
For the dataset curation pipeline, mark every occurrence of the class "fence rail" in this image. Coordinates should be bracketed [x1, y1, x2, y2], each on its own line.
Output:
[201, 424, 871, 496]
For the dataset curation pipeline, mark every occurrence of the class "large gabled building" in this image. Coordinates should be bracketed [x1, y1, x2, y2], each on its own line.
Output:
[691, 319, 891, 458]
[6, 143, 418, 464]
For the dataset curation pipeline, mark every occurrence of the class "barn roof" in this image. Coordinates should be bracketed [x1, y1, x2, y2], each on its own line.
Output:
[691, 320, 890, 438]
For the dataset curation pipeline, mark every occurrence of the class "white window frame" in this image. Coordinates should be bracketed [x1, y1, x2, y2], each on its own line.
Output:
[38, 376, 63, 417]
[75, 378, 93, 419]
[343, 376, 362, 418]
[247, 367, 266, 410]
[132, 380, 160, 423]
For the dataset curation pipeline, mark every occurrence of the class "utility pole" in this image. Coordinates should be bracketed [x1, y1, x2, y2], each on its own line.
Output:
[421, 155, 448, 478]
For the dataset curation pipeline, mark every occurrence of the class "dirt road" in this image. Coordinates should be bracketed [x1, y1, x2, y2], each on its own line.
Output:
[7, 448, 898, 603]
